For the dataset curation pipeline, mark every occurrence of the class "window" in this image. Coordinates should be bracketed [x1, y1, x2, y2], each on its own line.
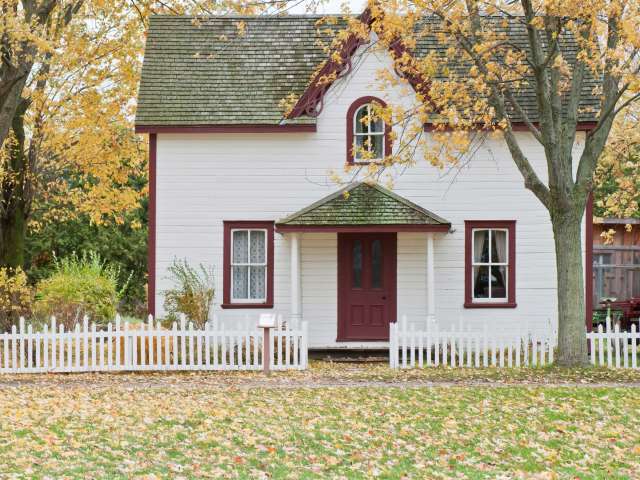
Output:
[222, 221, 274, 308]
[346, 96, 391, 164]
[464, 221, 516, 308]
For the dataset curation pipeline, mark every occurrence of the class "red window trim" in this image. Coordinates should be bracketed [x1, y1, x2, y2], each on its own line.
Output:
[346, 96, 392, 165]
[464, 220, 517, 308]
[222, 221, 274, 309]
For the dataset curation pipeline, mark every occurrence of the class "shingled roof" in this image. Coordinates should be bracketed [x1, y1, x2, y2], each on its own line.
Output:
[276, 183, 451, 230]
[135, 14, 600, 128]
[136, 15, 343, 127]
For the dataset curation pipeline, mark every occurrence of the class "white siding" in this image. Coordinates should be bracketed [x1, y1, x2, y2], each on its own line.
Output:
[154, 43, 586, 348]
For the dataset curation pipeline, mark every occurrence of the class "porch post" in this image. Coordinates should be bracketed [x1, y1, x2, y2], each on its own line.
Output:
[426, 233, 435, 325]
[290, 233, 302, 325]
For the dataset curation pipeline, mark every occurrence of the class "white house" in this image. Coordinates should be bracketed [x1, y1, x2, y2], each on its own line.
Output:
[135, 11, 596, 349]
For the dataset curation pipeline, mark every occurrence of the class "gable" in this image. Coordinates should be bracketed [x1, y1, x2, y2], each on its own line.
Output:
[276, 182, 451, 229]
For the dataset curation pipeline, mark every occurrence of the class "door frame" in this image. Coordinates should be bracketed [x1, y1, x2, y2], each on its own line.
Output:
[336, 232, 397, 341]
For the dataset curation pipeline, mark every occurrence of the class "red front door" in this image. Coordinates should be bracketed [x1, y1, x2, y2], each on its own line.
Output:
[337, 233, 397, 341]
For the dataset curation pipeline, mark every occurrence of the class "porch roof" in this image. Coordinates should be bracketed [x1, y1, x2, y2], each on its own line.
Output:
[276, 182, 451, 233]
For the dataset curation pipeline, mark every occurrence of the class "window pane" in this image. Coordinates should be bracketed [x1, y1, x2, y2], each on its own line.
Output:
[491, 265, 507, 299]
[354, 135, 366, 159]
[352, 240, 362, 288]
[473, 230, 489, 263]
[250, 230, 266, 263]
[232, 266, 248, 299]
[372, 239, 383, 288]
[473, 266, 489, 298]
[370, 134, 384, 158]
[370, 115, 384, 133]
[492, 230, 507, 264]
[232, 230, 248, 263]
[355, 106, 369, 133]
[249, 266, 266, 299]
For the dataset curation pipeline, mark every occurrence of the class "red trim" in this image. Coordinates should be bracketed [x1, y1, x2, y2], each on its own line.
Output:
[276, 224, 450, 233]
[288, 10, 373, 119]
[222, 221, 274, 310]
[135, 124, 315, 134]
[346, 96, 393, 164]
[287, 8, 435, 120]
[147, 134, 157, 317]
[464, 220, 517, 309]
[585, 193, 594, 332]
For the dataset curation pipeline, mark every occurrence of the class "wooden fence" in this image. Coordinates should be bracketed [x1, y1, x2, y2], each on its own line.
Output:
[0, 314, 308, 374]
[390, 316, 556, 369]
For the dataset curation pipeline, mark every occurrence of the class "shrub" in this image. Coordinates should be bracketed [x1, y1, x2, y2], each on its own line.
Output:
[0, 268, 33, 333]
[34, 251, 128, 328]
[163, 259, 215, 328]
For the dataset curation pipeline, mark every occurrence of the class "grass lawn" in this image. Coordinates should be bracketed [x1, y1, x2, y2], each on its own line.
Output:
[1, 365, 639, 479]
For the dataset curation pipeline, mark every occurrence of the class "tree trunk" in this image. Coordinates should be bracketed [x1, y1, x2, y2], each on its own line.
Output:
[0, 100, 29, 269]
[0, 205, 26, 268]
[551, 208, 589, 366]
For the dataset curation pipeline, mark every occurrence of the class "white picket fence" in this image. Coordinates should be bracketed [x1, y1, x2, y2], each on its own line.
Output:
[390, 316, 556, 369]
[587, 321, 639, 369]
[0, 314, 308, 374]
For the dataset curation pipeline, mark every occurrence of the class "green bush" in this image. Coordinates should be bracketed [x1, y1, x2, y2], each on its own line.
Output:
[26, 208, 147, 317]
[163, 258, 215, 328]
[34, 252, 128, 328]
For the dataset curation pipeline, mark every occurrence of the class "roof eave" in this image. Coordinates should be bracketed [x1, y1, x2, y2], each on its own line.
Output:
[135, 124, 316, 134]
[275, 224, 452, 233]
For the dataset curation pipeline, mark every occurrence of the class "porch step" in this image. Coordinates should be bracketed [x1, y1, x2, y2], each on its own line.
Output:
[311, 351, 389, 363]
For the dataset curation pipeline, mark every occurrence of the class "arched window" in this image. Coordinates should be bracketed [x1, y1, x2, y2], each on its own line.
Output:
[347, 96, 391, 164]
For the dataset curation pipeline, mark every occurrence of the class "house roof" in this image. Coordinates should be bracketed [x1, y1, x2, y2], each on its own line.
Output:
[275, 182, 451, 232]
[135, 15, 344, 128]
[135, 14, 600, 129]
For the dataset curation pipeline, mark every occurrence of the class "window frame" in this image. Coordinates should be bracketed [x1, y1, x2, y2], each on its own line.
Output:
[222, 221, 274, 309]
[464, 220, 516, 308]
[346, 96, 392, 165]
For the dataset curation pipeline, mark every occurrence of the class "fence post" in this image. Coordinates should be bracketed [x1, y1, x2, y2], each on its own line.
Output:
[389, 321, 396, 368]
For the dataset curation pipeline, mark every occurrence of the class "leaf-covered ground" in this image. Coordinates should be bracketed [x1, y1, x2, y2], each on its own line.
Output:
[1, 364, 639, 479]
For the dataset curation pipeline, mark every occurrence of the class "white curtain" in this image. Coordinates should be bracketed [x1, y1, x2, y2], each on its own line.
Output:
[474, 230, 487, 263]
[494, 230, 507, 264]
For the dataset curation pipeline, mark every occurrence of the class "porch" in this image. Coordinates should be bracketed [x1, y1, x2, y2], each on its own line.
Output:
[275, 182, 451, 348]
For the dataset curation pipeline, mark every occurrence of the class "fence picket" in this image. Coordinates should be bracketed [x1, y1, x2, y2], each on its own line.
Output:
[26, 322, 33, 372]
[614, 323, 621, 368]
[115, 316, 121, 370]
[632, 325, 638, 370]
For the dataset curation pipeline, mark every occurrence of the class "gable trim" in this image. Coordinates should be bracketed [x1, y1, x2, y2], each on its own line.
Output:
[287, 10, 372, 119]
[287, 8, 432, 120]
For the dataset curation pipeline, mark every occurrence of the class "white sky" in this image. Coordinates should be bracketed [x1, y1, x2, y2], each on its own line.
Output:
[288, 0, 366, 14]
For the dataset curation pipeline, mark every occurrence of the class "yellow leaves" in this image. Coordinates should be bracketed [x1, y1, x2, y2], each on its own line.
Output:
[0, 267, 33, 331]
[235, 20, 247, 37]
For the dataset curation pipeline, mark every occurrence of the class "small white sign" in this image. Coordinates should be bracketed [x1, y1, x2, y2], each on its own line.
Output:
[258, 313, 276, 328]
